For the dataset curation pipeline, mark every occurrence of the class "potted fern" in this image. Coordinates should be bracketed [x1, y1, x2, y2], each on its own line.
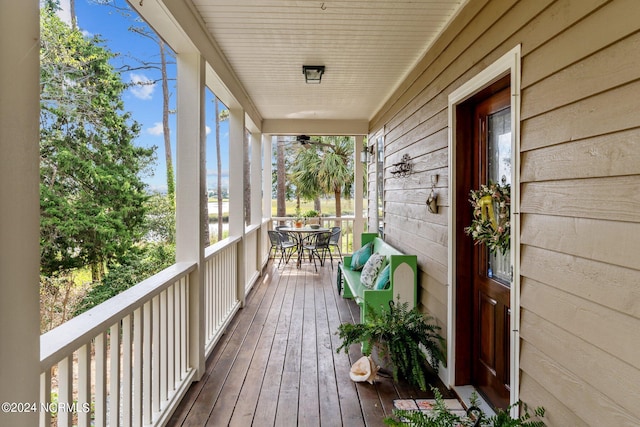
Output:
[336, 298, 445, 391]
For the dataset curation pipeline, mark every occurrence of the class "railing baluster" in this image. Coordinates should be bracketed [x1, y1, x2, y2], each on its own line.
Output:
[39, 370, 52, 427]
[57, 356, 73, 427]
[167, 284, 175, 392]
[221, 250, 226, 325]
[232, 246, 238, 304]
[143, 301, 152, 425]
[152, 295, 160, 415]
[77, 343, 91, 427]
[109, 323, 121, 426]
[174, 281, 181, 384]
[228, 247, 232, 313]
[133, 307, 143, 427]
[94, 332, 107, 427]
[209, 256, 214, 333]
[181, 277, 188, 375]
[122, 314, 133, 427]
[207, 260, 213, 340]
[204, 261, 209, 341]
[228, 248, 233, 313]
[217, 252, 222, 327]
[160, 289, 168, 403]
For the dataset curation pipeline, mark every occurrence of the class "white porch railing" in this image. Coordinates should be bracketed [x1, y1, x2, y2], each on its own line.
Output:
[271, 215, 356, 255]
[40, 262, 196, 427]
[203, 236, 241, 358]
[39, 222, 271, 427]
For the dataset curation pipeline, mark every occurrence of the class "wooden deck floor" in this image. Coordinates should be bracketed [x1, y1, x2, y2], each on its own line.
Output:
[168, 259, 453, 427]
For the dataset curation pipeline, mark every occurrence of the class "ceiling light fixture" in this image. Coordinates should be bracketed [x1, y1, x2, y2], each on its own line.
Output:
[302, 65, 325, 84]
[296, 135, 311, 144]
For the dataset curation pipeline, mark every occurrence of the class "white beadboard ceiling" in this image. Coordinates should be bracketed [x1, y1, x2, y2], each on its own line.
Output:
[189, 0, 464, 122]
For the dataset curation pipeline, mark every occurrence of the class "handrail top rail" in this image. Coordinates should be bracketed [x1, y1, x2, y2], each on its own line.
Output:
[205, 234, 242, 260]
[245, 223, 261, 234]
[40, 261, 196, 370]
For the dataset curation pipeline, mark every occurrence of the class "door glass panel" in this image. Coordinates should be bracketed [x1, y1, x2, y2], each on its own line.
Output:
[487, 107, 511, 285]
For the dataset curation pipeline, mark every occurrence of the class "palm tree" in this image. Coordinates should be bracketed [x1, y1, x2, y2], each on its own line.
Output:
[290, 136, 354, 219]
[290, 145, 323, 212]
[319, 136, 354, 219]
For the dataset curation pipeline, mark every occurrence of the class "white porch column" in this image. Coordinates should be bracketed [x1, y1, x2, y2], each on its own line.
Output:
[250, 131, 262, 226]
[228, 108, 246, 306]
[353, 135, 365, 250]
[0, 2, 40, 426]
[259, 134, 272, 268]
[262, 134, 273, 221]
[176, 52, 206, 379]
[250, 132, 263, 272]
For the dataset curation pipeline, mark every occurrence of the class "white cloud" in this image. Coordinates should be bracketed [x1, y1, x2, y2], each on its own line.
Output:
[147, 122, 164, 136]
[205, 125, 211, 135]
[129, 73, 156, 100]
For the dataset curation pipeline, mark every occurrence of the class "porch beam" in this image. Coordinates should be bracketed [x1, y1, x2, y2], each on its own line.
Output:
[262, 119, 368, 136]
[175, 52, 206, 379]
[0, 1, 40, 425]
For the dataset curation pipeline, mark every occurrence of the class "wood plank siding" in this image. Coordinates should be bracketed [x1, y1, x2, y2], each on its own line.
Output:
[367, 0, 640, 425]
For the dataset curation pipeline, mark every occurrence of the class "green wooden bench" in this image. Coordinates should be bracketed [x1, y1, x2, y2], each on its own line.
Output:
[337, 233, 418, 323]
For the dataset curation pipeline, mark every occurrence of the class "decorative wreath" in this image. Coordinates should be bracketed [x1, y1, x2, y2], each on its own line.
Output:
[464, 182, 511, 255]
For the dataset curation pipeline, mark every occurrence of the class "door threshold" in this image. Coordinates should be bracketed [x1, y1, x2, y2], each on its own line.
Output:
[452, 385, 496, 417]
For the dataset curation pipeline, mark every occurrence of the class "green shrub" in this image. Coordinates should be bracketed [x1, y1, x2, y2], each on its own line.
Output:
[384, 387, 546, 427]
[73, 243, 174, 315]
[303, 209, 319, 217]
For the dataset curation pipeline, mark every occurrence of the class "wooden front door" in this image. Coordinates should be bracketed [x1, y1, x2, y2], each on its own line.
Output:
[455, 81, 511, 411]
[472, 88, 511, 410]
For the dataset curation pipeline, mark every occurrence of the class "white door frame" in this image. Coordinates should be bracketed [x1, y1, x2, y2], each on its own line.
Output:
[446, 45, 522, 410]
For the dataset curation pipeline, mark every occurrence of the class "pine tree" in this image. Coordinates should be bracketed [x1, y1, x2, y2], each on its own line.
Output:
[39, 8, 154, 281]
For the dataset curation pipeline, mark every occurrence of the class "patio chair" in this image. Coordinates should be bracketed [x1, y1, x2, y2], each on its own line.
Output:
[301, 231, 333, 272]
[275, 227, 297, 246]
[328, 226, 342, 259]
[268, 230, 296, 267]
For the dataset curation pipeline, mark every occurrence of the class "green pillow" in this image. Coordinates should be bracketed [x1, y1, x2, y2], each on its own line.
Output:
[375, 263, 391, 290]
[350, 242, 372, 271]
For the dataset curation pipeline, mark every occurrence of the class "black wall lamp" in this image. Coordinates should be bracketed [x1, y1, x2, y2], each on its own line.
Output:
[360, 145, 374, 163]
[302, 65, 325, 84]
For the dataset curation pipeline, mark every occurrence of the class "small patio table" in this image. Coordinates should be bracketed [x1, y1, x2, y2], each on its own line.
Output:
[277, 226, 330, 268]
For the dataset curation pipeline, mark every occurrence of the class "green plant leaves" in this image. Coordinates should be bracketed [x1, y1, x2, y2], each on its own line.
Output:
[336, 298, 445, 391]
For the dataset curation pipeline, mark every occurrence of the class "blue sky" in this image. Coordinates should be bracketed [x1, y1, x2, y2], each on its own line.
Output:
[58, 0, 230, 194]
